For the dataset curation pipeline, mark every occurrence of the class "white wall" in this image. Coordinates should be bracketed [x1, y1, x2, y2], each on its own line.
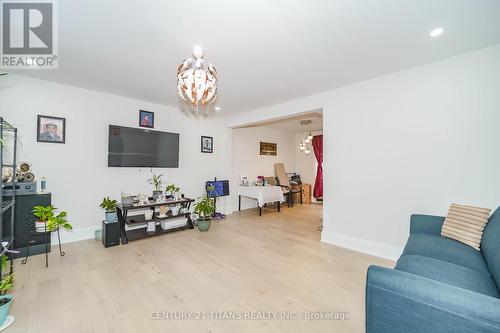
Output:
[0, 75, 231, 243]
[231, 126, 293, 210]
[227, 44, 500, 260]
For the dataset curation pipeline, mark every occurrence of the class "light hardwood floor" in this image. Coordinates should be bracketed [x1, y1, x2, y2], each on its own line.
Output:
[9, 204, 393, 333]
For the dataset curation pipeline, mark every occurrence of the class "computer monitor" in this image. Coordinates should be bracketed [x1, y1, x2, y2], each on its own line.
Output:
[206, 180, 230, 198]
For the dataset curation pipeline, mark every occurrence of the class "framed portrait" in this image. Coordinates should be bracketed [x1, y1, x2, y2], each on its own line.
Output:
[260, 142, 277, 156]
[201, 136, 213, 153]
[37, 115, 66, 144]
[139, 110, 154, 128]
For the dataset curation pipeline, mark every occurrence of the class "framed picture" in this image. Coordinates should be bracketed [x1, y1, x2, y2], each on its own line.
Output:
[260, 142, 277, 156]
[201, 136, 213, 153]
[139, 110, 154, 128]
[37, 115, 66, 144]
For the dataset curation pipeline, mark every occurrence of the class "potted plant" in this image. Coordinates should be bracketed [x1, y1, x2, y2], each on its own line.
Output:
[0, 255, 14, 327]
[193, 188, 215, 232]
[99, 197, 118, 222]
[32, 205, 72, 232]
[148, 174, 164, 200]
[165, 184, 180, 199]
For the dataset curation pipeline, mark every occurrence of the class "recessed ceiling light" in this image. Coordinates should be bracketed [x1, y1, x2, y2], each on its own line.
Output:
[214, 106, 221, 111]
[429, 27, 444, 37]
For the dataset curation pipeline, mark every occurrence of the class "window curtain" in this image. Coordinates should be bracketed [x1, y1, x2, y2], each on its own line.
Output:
[312, 135, 323, 199]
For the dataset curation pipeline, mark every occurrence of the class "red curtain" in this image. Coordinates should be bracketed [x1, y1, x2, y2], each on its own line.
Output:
[312, 135, 323, 199]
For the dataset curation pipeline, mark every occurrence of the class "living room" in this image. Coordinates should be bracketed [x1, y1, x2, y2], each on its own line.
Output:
[0, 1, 499, 332]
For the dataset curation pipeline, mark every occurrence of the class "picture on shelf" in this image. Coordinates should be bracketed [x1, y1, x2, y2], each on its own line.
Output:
[260, 142, 277, 156]
[139, 110, 154, 128]
[37, 115, 66, 144]
[201, 136, 213, 153]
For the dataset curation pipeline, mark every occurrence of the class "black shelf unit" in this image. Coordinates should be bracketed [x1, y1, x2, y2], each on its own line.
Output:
[0, 117, 17, 276]
[117, 198, 195, 244]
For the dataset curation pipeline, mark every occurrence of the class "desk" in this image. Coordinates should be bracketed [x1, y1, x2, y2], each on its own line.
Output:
[238, 185, 285, 216]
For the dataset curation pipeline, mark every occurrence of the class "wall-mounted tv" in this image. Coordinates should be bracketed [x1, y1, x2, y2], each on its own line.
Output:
[108, 125, 179, 167]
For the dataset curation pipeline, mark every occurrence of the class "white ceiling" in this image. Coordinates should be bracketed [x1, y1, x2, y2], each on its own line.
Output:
[10, 0, 500, 115]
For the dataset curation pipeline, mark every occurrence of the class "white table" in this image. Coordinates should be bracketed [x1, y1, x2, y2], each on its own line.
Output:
[238, 185, 285, 216]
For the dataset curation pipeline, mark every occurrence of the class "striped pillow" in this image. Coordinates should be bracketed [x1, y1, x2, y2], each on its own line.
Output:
[441, 203, 491, 250]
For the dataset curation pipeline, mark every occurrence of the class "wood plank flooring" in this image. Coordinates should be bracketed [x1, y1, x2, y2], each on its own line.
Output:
[8, 204, 393, 333]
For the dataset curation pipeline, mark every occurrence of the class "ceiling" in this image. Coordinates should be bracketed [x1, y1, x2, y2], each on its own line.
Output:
[240, 111, 323, 133]
[10, 0, 500, 115]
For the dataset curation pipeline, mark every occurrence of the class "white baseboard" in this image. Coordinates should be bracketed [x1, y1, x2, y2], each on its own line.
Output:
[51, 225, 100, 245]
[321, 230, 402, 261]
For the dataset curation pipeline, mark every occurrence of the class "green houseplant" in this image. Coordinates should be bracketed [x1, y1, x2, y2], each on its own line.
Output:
[148, 174, 164, 200]
[99, 197, 117, 222]
[193, 187, 215, 232]
[0, 255, 14, 327]
[32, 205, 72, 232]
[165, 184, 180, 199]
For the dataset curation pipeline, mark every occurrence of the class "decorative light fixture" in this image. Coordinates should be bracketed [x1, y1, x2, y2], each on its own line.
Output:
[298, 120, 313, 155]
[177, 45, 218, 111]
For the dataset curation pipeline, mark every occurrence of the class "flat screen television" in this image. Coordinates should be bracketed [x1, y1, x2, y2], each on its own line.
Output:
[206, 180, 230, 198]
[108, 125, 179, 167]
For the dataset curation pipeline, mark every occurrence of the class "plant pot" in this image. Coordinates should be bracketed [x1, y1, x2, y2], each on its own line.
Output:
[153, 191, 163, 200]
[94, 229, 102, 241]
[0, 295, 13, 326]
[35, 220, 47, 232]
[197, 219, 211, 232]
[105, 211, 117, 223]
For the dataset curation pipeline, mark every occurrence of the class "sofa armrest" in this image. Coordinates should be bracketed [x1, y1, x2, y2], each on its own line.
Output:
[366, 265, 500, 333]
[409, 214, 445, 236]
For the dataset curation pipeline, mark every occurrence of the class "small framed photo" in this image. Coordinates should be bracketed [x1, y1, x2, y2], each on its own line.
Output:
[37, 115, 66, 144]
[139, 110, 154, 128]
[201, 136, 213, 153]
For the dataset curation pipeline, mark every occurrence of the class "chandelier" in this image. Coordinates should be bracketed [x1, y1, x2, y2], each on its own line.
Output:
[177, 45, 218, 109]
[298, 120, 313, 155]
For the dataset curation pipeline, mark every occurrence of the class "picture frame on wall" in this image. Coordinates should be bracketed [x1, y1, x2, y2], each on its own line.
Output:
[139, 110, 154, 128]
[201, 136, 213, 153]
[37, 115, 66, 144]
[260, 142, 277, 156]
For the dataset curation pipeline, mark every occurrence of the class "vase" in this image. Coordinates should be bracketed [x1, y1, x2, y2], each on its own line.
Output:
[0, 295, 13, 326]
[197, 219, 211, 232]
[105, 211, 117, 223]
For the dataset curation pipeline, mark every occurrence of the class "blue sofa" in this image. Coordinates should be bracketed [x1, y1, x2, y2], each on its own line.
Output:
[366, 206, 500, 333]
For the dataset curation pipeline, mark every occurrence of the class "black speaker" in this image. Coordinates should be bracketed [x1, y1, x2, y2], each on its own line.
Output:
[102, 221, 120, 248]
[2, 193, 52, 258]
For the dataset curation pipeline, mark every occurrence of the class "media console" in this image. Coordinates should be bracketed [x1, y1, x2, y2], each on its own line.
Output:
[116, 198, 195, 244]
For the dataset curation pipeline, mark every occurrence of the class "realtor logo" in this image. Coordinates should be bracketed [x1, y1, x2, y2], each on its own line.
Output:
[1, 0, 58, 69]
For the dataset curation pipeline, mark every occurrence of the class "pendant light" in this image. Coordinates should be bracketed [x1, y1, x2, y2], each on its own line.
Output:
[177, 45, 218, 113]
[299, 120, 313, 155]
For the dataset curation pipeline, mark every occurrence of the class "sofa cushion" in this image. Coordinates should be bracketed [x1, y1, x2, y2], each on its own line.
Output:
[481, 207, 500, 289]
[402, 233, 490, 275]
[396, 255, 499, 297]
[441, 203, 491, 250]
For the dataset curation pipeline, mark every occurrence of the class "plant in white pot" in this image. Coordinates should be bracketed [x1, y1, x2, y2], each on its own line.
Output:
[148, 174, 164, 200]
[99, 197, 118, 222]
[193, 188, 215, 232]
[32, 205, 72, 233]
[0, 255, 14, 328]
